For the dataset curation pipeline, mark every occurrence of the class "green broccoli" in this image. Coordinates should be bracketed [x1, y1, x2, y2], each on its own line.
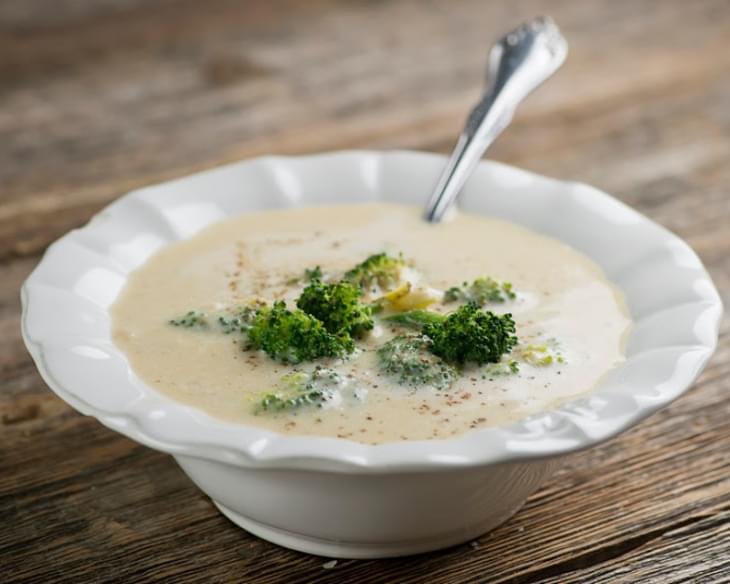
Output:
[256, 367, 343, 412]
[169, 310, 208, 328]
[296, 279, 374, 338]
[246, 301, 353, 363]
[423, 303, 518, 365]
[216, 304, 260, 334]
[259, 388, 326, 412]
[377, 334, 457, 390]
[284, 265, 324, 286]
[170, 302, 263, 333]
[386, 304, 518, 366]
[384, 309, 445, 329]
[304, 265, 323, 281]
[443, 277, 516, 305]
[344, 252, 405, 291]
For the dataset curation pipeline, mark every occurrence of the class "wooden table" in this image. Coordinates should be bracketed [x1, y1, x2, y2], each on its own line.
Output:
[2, 1, 729, 582]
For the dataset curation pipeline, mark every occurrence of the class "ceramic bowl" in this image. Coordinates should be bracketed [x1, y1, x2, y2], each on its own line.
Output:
[21, 151, 722, 558]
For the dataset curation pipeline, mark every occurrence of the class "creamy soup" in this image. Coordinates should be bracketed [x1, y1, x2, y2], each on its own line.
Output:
[111, 203, 630, 444]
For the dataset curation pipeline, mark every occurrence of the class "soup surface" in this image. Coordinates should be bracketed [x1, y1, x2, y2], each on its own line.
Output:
[111, 203, 631, 444]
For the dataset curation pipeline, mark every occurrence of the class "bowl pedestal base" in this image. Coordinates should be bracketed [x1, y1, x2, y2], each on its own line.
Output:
[214, 500, 526, 559]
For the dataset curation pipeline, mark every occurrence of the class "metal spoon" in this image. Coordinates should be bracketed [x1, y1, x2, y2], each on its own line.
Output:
[424, 16, 568, 222]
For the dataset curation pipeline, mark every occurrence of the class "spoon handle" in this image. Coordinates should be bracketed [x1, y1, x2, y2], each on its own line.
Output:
[424, 16, 568, 222]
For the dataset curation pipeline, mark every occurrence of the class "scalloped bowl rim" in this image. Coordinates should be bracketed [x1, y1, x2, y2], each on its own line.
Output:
[21, 150, 723, 473]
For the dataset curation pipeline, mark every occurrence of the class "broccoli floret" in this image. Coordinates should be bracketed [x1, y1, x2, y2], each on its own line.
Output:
[422, 303, 518, 366]
[296, 279, 373, 338]
[246, 301, 353, 363]
[170, 303, 262, 334]
[304, 265, 323, 281]
[259, 388, 326, 412]
[386, 305, 518, 365]
[285, 265, 325, 286]
[443, 277, 516, 305]
[344, 252, 405, 291]
[257, 367, 343, 412]
[216, 304, 262, 334]
[217, 313, 248, 335]
[169, 310, 208, 328]
[377, 334, 457, 390]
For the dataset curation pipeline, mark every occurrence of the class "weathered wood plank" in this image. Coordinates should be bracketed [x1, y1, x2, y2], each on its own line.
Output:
[2, 0, 730, 261]
[1, 0, 729, 582]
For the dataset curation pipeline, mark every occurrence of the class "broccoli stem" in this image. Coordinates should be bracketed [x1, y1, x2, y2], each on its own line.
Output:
[384, 309, 445, 329]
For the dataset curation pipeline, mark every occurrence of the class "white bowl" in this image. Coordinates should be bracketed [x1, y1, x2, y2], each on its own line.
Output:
[21, 151, 722, 558]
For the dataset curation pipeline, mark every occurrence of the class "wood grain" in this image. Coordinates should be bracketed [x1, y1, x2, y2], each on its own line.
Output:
[1, 0, 729, 582]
